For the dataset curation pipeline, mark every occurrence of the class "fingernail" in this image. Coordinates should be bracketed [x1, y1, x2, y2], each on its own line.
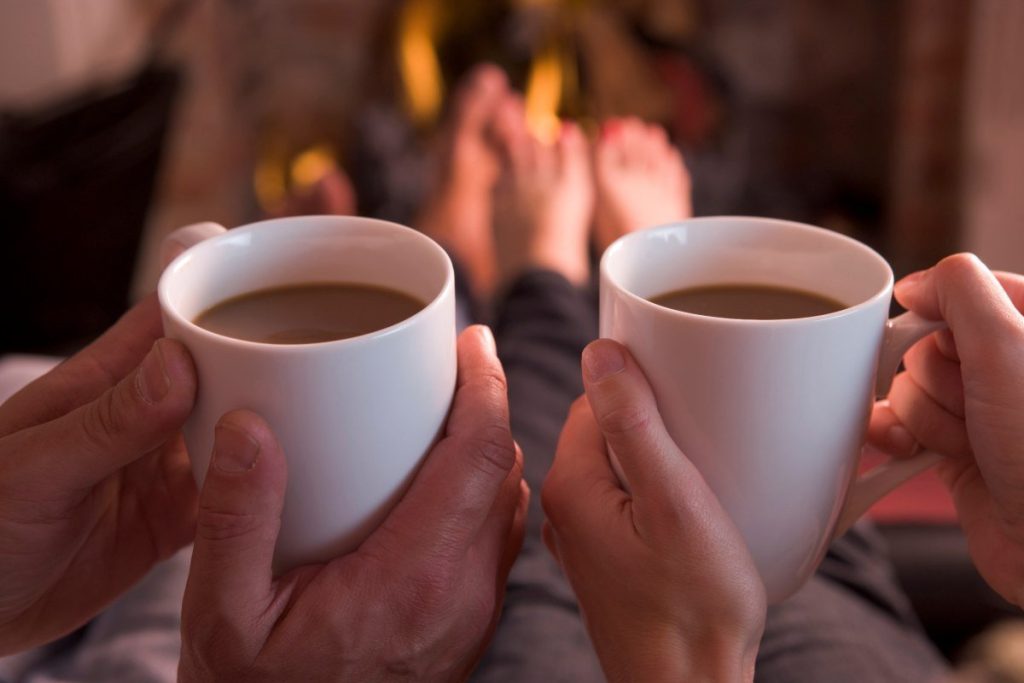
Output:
[479, 325, 497, 355]
[137, 341, 170, 404]
[583, 342, 625, 382]
[885, 424, 919, 457]
[213, 422, 261, 473]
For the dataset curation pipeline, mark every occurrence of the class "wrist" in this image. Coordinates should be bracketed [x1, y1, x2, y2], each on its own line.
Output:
[595, 620, 759, 683]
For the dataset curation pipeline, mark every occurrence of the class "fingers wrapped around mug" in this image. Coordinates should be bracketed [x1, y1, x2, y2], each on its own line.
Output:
[542, 339, 765, 682]
[180, 326, 527, 681]
[0, 296, 197, 655]
[885, 254, 1024, 471]
[367, 324, 527, 591]
[878, 255, 1024, 608]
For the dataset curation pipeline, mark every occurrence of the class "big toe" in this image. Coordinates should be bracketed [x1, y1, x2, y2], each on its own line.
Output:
[494, 94, 527, 155]
[595, 117, 630, 174]
[558, 122, 590, 175]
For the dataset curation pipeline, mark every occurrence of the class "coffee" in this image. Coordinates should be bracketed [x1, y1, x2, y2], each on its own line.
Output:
[649, 284, 845, 320]
[194, 282, 426, 343]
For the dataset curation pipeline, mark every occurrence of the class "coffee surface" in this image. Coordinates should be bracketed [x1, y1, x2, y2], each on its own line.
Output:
[649, 283, 845, 320]
[194, 282, 426, 343]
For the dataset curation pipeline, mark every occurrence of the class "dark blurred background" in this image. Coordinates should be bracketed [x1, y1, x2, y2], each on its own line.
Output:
[2, 0, 1021, 355]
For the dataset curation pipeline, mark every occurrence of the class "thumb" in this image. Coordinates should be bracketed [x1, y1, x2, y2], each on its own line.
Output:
[581, 339, 693, 510]
[4, 338, 196, 492]
[184, 410, 287, 628]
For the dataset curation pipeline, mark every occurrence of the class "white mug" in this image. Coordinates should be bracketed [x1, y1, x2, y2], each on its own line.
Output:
[600, 217, 943, 604]
[158, 216, 457, 573]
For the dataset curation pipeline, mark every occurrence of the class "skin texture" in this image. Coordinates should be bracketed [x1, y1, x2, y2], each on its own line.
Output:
[0, 306, 527, 681]
[416, 64, 511, 298]
[178, 326, 529, 682]
[0, 295, 199, 654]
[542, 340, 765, 683]
[493, 120, 594, 288]
[592, 116, 691, 252]
[866, 253, 1024, 608]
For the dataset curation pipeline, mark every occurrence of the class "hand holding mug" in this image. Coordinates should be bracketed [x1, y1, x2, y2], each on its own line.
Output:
[600, 218, 944, 602]
[179, 326, 528, 681]
[160, 216, 460, 572]
[0, 296, 198, 654]
[867, 253, 1024, 607]
[543, 340, 764, 683]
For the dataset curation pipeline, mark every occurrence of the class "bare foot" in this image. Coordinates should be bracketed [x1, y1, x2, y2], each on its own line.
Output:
[417, 64, 510, 297]
[593, 117, 691, 253]
[493, 121, 594, 288]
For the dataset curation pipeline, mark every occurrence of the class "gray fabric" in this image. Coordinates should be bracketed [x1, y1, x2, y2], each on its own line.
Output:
[0, 547, 190, 683]
[473, 270, 605, 682]
[756, 523, 950, 682]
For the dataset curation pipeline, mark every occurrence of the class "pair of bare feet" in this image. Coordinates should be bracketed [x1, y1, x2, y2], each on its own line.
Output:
[418, 64, 692, 298]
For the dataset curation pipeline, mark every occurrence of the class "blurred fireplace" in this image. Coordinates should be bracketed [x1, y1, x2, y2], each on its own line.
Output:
[10, 0, 1010, 339]
[344, 0, 973, 278]
[188, 0, 995, 285]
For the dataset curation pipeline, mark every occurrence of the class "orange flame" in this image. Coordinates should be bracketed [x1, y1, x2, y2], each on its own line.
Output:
[254, 143, 337, 214]
[397, 0, 444, 126]
[525, 46, 564, 144]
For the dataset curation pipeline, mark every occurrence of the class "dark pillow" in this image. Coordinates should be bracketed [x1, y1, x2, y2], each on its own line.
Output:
[0, 64, 179, 354]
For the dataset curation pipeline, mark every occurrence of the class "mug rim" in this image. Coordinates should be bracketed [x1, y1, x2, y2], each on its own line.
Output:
[600, 216, 895, 327]
[157, 215, 455, 351]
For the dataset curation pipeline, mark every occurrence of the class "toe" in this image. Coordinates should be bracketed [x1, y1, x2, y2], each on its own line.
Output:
[621, 117, 647, 167]
[493, 94, 527, 157]
[452, 64, 509, 135]
[558, 122, 588, 168]
[598, 117, 630, 170]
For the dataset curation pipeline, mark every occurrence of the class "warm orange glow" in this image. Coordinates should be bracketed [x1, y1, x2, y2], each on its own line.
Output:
[290, 145, 336, 189]
[254, 143, 336, 213]
[398, 0, 444, 126]
[525, 47, 564, 145]
[254, 153, 287, 214]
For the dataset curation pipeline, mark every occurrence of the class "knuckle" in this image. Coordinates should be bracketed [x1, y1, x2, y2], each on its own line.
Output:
[599, 402, 651, 440]
[196, 504, 263, 543]
[406, 559, 495, 636]
[404, 564, 461, 624]
[468, 368, 509, 402]
[937, 252, 984, 279]
[461, 425, 516, 477]
[81, 390, 128, 448]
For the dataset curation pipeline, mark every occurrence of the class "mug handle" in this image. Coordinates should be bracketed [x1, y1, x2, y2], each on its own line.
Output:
[833, 312, 948, 537]
[159, 221, 228, 270]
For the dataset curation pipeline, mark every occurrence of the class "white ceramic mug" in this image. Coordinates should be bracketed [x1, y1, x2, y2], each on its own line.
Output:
[158, 216, 457, 573]
[600, 217, 943, 604]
